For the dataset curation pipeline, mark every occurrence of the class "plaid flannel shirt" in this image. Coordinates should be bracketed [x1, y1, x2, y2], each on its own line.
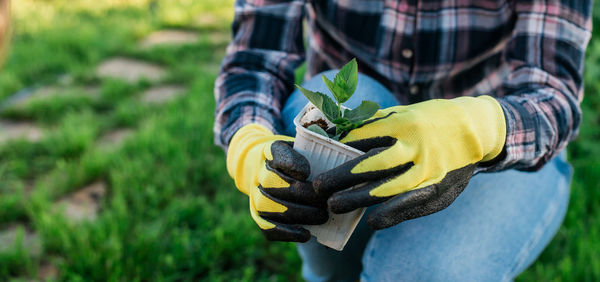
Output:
[214, 0, 592, 172]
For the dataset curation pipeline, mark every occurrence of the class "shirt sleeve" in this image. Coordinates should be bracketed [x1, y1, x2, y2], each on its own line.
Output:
[482, 0, 592, 172]
[214, 0, 306, 150]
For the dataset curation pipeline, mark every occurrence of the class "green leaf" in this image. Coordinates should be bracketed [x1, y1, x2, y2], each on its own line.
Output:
[331, 117, 349, 124]
[343, 100, 380, 123]
[296, 85, 340, 121]
[336, 126, 357, 136]
[334, 58, 358, 100]
[334, 119, 356, 133]
[307, 124, 329, 138]
[322, 75, 349, 104]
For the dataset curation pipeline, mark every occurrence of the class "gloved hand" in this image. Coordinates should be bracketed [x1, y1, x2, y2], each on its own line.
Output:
[313, 96, 506, 229]
[227, 124, 328, 242]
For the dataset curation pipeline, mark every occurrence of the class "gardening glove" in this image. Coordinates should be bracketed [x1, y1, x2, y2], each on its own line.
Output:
[313, 96, 506, 229]
[227, 124, 328, 242]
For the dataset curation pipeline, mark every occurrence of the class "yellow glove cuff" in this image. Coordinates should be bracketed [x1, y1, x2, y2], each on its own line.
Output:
[452, 96, 507, 162]
[226, 124, 294, 195]
[226, 124, 273, 195]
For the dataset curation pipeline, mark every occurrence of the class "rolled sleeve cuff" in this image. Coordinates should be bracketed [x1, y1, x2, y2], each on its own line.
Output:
[214, 103, 282, 151]
[476, 98, 531, 173]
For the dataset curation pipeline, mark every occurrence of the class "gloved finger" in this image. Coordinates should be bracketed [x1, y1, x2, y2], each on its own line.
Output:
[327, 164, 428, 213]
[267, 141, 310, 180]
[347, 142, 416, 174]
[338, 111, 397, 142]
[258, 163, 292, 189]
[261, 222, 312, 242]
[313, 147, 413, 197]
[261, 165, 326, 208]
[366, 185, 438, 229]
[250, 199, 311, 242]
[327, 181, 392, 214]
[257, 186, 328, 225]
[343, 136, 397, 154]
[366, 165, 476, 229]
[367, 163, 427, 197]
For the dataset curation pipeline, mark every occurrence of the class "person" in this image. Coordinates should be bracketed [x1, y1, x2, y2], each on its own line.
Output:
[215, 1, 591, 281]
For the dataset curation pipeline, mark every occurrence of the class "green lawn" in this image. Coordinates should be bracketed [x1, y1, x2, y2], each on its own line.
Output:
[0, 0, 598, 280]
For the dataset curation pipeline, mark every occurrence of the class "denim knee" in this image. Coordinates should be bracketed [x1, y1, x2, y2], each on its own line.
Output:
[359, 154, 571, 282]
[361, 229, 505, 282]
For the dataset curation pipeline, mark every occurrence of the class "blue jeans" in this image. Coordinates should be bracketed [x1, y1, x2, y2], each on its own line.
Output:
[281, 71, 573, 282]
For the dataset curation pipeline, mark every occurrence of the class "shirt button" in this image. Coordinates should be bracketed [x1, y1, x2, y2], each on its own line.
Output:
[402, 49, 413, 59]
[410, 85, 419, 95]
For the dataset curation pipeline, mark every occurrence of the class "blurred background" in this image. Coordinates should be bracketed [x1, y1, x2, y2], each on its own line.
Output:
[0, 0, 598, 280]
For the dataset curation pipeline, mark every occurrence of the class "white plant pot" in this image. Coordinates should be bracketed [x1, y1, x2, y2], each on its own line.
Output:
[293, 103, 366, 251]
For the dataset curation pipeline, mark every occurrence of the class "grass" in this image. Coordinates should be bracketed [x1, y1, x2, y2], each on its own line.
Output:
[0, 0, 598, 280]
[0, 0, 302, 280]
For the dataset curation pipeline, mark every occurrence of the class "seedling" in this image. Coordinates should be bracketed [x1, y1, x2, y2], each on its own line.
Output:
[295, 59, 380, 140]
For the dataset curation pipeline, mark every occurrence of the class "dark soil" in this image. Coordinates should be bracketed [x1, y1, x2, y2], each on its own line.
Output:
[302, 118, 329, 131]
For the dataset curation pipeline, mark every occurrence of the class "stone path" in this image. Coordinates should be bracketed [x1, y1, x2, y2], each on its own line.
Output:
[0, 120, 44, 143]
[0, 225, 41, 257]
[140, 30, 199, 49]
[97, 57, 165, 83]
[141, 85, 187, 104]
[23, 179, 36, 195]
[38, 261, 59, 280]
[204, 30, 230, 45]
[55, 181, 107, 222]
[193, 13, 224, 28]
[18, 86, 61, 102]
[8, 85, 100, 110]
[0, 25, 230, 278]
[97, 128, 133, 150]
